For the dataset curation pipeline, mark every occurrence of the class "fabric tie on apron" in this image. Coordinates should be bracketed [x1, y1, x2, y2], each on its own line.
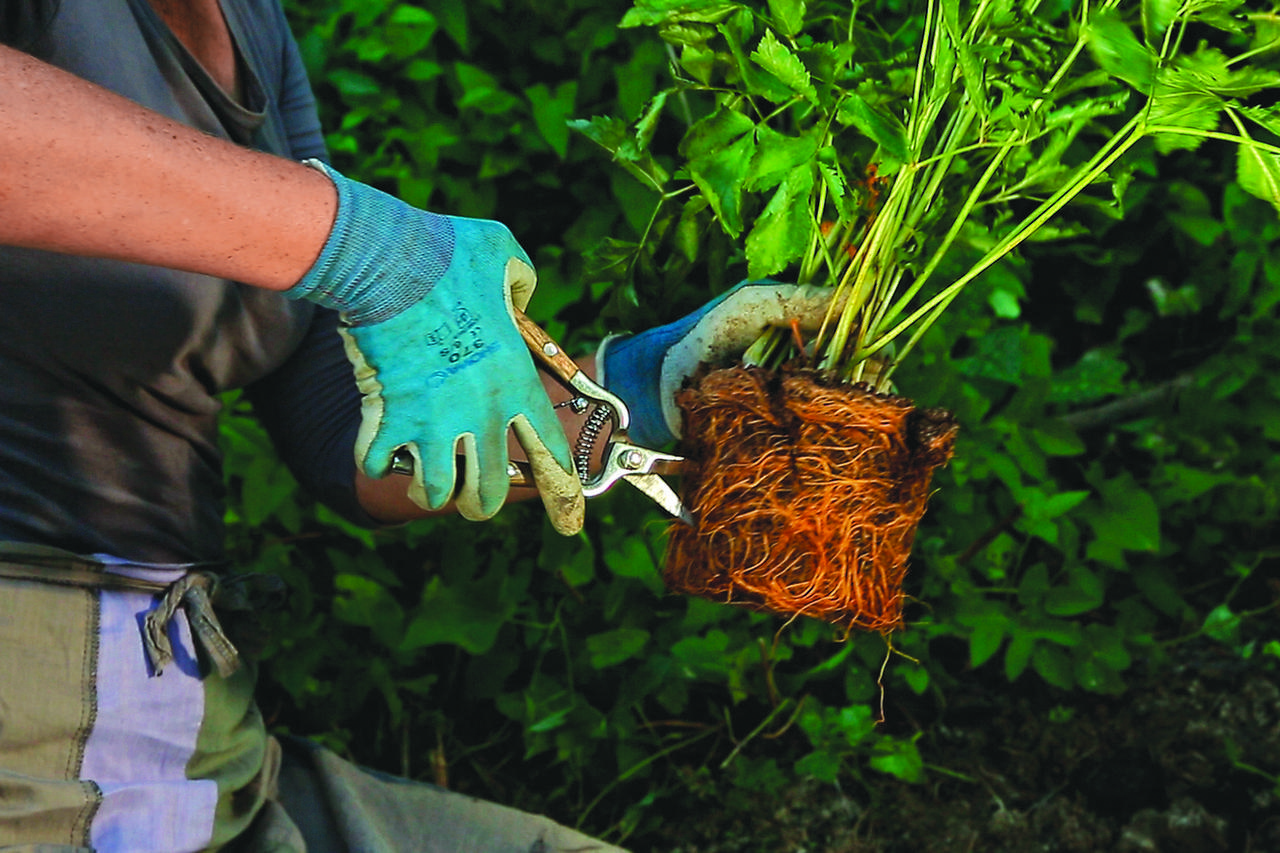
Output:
[0, 542, 283, 679]
[144, 571, 240, 678]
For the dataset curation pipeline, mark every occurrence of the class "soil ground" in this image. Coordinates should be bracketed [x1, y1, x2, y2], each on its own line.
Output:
[649, 615, 1280, 853]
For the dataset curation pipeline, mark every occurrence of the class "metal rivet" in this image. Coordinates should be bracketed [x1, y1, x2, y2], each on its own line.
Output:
[542, 342, 559, 357]
[620, 449, 644, 470]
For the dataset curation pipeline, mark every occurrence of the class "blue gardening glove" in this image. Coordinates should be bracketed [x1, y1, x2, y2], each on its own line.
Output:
[599, 280, 836, 448]
[288, 161, 583, 535]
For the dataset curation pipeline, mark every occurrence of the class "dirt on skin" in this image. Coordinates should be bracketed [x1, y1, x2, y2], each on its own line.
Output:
[648, 621, 1280, 853]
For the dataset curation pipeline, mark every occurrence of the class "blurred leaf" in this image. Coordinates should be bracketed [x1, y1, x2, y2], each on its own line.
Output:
[525, 81, 579, 159]
[869, 735, 924, 783]
[1236, 139, 1280, 212]
[1083, 473, 1161, 565]
[400, 576, 515, 655]
[1045, 566, 1105, 616]
[1086, 13, 1157, 91]
[587, 628, 651, 668]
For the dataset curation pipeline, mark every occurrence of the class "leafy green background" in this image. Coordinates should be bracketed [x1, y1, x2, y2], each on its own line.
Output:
[217, 0, 1280, 845]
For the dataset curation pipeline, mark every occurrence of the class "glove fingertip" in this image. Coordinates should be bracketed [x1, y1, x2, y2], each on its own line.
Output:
[452, 433, 509, 522]
[511, 416, 585, 536]
[414, 443, 462, 512]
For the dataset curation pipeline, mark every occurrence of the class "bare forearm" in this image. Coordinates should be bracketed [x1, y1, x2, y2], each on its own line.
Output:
[0, 44, 333, 290]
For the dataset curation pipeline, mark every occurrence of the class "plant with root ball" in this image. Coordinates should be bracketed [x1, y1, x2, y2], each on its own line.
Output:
[575, 0, 1280, 630]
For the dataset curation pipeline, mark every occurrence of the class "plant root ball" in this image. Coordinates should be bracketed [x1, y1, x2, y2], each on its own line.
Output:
[666, 365, 958, 632]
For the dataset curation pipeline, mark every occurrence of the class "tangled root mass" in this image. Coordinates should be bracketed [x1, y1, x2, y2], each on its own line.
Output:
[665, 366, 958, 633]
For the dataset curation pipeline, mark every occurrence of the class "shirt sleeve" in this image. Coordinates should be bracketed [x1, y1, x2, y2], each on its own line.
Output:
[243, 306, 380, 527]
[271, 0, 328, 162]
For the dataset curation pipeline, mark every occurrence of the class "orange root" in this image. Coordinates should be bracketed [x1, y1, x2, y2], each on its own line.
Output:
[665, 366, 958, 632]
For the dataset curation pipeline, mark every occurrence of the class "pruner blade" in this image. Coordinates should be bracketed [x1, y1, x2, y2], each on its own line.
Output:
[586, 439, 693, 526]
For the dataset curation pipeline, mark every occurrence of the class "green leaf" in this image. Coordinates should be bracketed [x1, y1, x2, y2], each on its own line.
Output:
[1156, 464, 1231, 503]
[747, 126, 821, 191]
[333, 573, 404, 648]
[940, 0, 989, 118]
[603, 535, 662, 590]
[586, 628, 651, 668]
[817, 148, 854, 221]
[400, 576, 514, 655]
[1147, 79, 1223, 153]
[1236, 138, 1280, 212]
[384, 5, 438, 59]
[689, 131, 757, 238]
[1005, 633, 1036, 681]
[957, 325, 1028, 385]
[869, 736, 924, 783]
[671, 630, 732, 675]
[745, 164, 815, 277]
[835, 93, 908, 162]
[569, 115, 629, 156]
[1027, 618, 1083, 647]
[538, 530, 595, 587]
[795, 749, 842, 782]
[620, 0, 740, 28]
[631, 89, 671, 158]
[718, 20, 794, 102]
[1084, 624, 1132, 671]
[426, 0, 468, 51]
[1044, 566, 1105, 616]
[767, 0, 806, 37]
[751, 29, 818, 103]
[1031, 421, 1086, 457]
[1167, 48, 1280, 99]
[1202, 604, 1243, 645]
[454, 62, 520, 114]
[240, 455, 298, 527]
[1142, 0, 1180, 45]
[1018, 564, 1050, 606]
[1049, 349, 1128, 405]
[682, 104, 756, 160]
[1032, 644, 1075, 689]
[327, 68, 381, 100]
[1087, 13, 1157, 91]
[1239, 104, 1280, 138]
[970, 616, 1008, 668]
[1133, 564, 1190, 617]
[1082, 473, 1161, 565]
[525, 81, 578, 159]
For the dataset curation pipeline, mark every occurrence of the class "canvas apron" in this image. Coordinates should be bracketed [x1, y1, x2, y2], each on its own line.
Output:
[0, 545, 627, 853]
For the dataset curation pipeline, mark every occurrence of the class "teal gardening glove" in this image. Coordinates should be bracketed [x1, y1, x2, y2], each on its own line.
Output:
[288, 161, 583, 534]
[599, 280, 837, 448]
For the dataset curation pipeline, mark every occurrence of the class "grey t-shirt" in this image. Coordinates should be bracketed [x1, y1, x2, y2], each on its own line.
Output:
[0, 0, 365, 563]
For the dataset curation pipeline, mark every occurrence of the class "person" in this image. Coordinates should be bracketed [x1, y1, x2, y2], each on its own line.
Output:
[0, 1, 835, 850]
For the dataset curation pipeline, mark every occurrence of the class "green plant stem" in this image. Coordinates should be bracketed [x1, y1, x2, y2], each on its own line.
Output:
[866, 138, 1012, 351]
[719, 698, 795, 769]
[575, 727, 718, 829]
[870, 108, 1151, 379]
[1149, 125, 1280, 157]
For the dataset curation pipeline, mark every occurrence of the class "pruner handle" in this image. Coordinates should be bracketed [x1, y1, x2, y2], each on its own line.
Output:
[514, 311, 580, 384]
[514, 310, 630, 432]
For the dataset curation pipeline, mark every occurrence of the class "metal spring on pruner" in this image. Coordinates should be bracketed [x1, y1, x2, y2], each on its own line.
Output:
[573, 403, 612, 483]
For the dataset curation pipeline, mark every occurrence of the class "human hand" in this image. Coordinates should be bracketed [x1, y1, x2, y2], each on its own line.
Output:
[288, 161, 583, 534]
[598, 280, 835, 447]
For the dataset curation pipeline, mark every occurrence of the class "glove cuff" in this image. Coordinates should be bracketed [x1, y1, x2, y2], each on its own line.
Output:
[598, 334, 677, 448]
[288, 159, 451, 326]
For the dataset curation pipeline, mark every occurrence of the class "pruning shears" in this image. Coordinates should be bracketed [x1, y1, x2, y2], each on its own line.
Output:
[392, 310, 693, 526]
